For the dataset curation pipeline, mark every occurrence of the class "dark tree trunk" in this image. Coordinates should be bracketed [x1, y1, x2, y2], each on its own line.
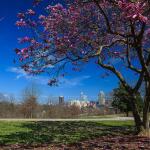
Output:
[126, 111, 129, 117]
[130, 94, 143, 133]
[143, 98, 150, 129]
[142, 80, 150, 134]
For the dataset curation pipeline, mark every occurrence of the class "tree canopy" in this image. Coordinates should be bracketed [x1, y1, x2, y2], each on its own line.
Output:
[112, 84, 143, 116]
[15, 0, 150, 86]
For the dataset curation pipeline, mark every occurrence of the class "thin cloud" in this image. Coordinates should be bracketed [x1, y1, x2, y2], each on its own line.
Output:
[60, 75, 91, 87]
[8, 67, 91, 87]
[7, 67, 32, 79]
[7, 67, 49, 85]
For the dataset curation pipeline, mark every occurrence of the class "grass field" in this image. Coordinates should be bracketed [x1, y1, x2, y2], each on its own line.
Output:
[78, 114, 128, 119]
[0, 120, 134, 145]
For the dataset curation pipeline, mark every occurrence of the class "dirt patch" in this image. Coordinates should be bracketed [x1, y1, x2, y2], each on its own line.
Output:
[1, 135, 149, 150]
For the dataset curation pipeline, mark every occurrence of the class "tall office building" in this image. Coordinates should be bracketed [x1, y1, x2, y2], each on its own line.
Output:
[59, 96, 64, 105]
[98, 91, 105, 105]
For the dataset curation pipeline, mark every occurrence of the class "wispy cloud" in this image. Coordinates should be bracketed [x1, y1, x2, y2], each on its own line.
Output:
[7, 67, 49, 85]
[60, 75, 91, 87]
[8, 67, 32, 79]
[8, 67, 91, 87]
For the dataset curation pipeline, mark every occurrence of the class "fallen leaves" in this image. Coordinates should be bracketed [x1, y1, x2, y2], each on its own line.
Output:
[1, 135, 149, 150]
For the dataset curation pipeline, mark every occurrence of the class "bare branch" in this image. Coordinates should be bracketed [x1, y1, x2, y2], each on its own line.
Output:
[98, 55, 131, 90]
[93, 0, 129, 38]
[126, 38, 142, 74]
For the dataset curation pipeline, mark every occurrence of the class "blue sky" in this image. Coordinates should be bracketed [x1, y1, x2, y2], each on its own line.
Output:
[0, 0, 120, 102]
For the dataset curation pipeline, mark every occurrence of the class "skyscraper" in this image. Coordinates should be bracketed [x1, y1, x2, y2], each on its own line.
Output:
[98, 91, 105, 105]
[59, 96, 64, 105]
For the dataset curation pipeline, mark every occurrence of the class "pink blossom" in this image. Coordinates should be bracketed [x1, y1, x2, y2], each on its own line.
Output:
[23, 54, 29, 59]
[17, 13, 25, 19]
[118, 0, 148, 23]
[15, 0, 150, 86]
[139, 15, 148, 23]
[18, 36, 31, 43]
[26, 9, 35, 15]
[16, 19, 26, 27]
[21, 48, 28, 54]
[55, 3, 63, 11]
[39, 15, 46, 20]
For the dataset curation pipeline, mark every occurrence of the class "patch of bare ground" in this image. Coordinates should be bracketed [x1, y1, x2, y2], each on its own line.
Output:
[0, 135, 149, 150]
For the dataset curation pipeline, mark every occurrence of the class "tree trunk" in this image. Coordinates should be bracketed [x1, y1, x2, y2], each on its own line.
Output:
[126, 111, 129, 117]
[142, 81, 150, 136]
[143, 99, 150, 129]
[130, 94, 143, 133]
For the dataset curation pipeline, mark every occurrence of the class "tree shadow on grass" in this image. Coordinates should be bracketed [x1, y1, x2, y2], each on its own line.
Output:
[0, 121, 135, 146]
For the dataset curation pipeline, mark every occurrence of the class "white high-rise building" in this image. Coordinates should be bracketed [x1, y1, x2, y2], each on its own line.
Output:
[68, 92, 89, 108]
[98, 91, 105, 105]
[80, 92, 88, 101]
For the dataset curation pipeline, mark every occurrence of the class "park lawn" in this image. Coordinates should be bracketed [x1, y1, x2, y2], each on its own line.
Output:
[78, 114, 127, 119]
[0, 120, 134, 145]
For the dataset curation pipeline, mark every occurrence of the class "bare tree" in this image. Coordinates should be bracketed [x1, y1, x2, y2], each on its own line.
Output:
[21, 84, 39, 118]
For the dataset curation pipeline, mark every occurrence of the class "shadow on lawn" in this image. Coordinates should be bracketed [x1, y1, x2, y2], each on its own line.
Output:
[0, 121, 135, 146]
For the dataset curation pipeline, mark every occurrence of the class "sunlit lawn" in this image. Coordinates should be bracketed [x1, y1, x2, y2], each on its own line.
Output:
[78, 114, 128, 119]
[0, 120, 135, 145]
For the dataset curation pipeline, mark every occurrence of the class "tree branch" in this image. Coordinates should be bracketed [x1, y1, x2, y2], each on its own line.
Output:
[93, 0, 128, 38]
[98, 56, 131, 90]
[126, 38, 142, 74]
[133, 72, 144, 93]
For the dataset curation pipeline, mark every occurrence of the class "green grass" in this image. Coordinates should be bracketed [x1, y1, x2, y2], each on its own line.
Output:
[0, 120, 134, 145]
[78, 114, 126, 119]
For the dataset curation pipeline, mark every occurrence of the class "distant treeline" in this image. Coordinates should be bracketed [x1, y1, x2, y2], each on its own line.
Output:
[0, 97, 112, 118]
[0, 84, 115, 118]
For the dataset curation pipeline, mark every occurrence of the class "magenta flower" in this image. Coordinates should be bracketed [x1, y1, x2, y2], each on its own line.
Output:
[118, 0, 148, 23]
[17, 13, 25, 19]
[18, 36, 31, 43]
[16, 19, 26, 27]
[39, 15, 46, 20]
[26, 9, 35, 15]
[21, 48, 28, 54]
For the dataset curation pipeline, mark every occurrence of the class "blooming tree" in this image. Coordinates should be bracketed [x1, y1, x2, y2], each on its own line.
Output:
[16, 0, 150, 134]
